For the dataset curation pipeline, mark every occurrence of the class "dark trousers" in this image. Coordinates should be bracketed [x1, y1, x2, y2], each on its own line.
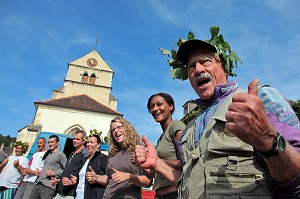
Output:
[155, 191, 178, 199]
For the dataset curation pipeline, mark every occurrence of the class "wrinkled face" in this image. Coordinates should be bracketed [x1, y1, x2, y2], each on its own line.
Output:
[187, 49, 227, 100]
[110, 121, 125, 146]
[73, 132, 84, 149]
[48, 138, 59, 151]
[37, 139, 46, 151]
[86, 136, 100, 154]
[15, 145, 23, 156]
[149, 95, 173, 123]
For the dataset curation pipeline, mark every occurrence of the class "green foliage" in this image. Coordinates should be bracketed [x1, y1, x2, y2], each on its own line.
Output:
[0, 134, 16, 147]
[181, 107, 201, 125]
[13, 141, 29, 153]
[89, 129, 104, 144]
[104, 136, 109, 143]
[289, 100, 300, 119]
[160, 26, 242, 80]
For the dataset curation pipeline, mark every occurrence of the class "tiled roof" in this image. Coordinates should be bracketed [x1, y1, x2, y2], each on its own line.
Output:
[35, 94, 122, 116]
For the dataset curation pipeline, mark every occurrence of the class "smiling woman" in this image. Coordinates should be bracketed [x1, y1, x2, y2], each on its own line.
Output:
[102, 117, 152, 199]
[146, 93, 186, 198]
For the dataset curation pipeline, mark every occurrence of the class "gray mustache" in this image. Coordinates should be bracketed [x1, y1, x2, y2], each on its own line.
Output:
[194, 73, 212, 83]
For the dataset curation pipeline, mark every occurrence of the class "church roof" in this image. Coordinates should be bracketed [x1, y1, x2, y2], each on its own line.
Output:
[70, 49, 114, 72]
[34, 94, 122, 116]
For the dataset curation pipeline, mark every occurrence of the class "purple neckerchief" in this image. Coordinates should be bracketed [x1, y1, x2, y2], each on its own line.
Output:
[193, 81, 238, 146]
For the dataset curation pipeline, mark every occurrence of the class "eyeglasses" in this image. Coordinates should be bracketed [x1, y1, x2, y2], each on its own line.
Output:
[111, 125, 124, 133]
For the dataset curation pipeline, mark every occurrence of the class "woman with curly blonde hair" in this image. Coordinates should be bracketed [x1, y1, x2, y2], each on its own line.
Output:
[108, 117, 141, 155]
[101, 117, 152, 199]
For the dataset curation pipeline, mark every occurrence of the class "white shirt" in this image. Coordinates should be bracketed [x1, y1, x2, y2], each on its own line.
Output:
[75, 159, 90, 199]
[23, 150, 46, 182]
[0, 155, 29, 188]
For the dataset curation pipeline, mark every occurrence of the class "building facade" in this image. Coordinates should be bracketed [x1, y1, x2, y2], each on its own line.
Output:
[17, 49, 122, 152]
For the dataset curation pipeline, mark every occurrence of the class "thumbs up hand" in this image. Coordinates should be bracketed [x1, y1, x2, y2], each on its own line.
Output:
[86, 166, 96, 184]
[13, 159, 19, 167]
[111, 168, 130, 184]
[225, 79, 277, 151]
[133, 136, 157, 169]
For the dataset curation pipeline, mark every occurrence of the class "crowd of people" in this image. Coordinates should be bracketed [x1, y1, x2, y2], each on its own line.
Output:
[1, 27, 300, 199]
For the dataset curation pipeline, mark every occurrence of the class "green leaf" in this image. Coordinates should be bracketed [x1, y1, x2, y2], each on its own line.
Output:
[171, 49, 177, 60]
[176, 38, 185, 47]
[159, 48, 170, 56]
[229, 51, 242, 62]
[170, 67, 188, 80]
[187, 31, 195, 40]
[210, 26, 220, 39]
[168, 59, 175, 66]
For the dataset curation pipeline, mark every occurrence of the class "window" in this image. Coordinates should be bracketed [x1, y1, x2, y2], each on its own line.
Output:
[89, 73, 96, 84]
[82, 72, 88, 83]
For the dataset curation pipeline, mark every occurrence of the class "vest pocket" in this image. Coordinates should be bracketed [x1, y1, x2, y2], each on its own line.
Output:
[205, 166, 271, 199]
[206, 118, 254, 156]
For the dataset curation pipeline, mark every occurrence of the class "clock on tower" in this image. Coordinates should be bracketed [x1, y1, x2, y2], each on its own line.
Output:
[87, 58, 98, 67]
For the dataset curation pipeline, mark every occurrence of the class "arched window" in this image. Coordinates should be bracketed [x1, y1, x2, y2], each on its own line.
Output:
[89, 73, 96, 84]
[82, 72, 88, 83]
[63, 124, 86, 136]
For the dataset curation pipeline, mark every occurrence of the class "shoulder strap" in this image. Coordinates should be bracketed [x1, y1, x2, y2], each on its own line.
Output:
[42, 149, 51, 161]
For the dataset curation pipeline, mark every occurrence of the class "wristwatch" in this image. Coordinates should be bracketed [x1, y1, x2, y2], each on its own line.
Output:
[258, 132, 286, 159]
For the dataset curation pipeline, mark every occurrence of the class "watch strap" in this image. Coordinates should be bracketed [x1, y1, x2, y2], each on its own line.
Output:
[258, 132, 285, 159]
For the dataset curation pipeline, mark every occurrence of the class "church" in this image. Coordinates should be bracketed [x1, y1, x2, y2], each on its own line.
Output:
[17, 48, 123, 152]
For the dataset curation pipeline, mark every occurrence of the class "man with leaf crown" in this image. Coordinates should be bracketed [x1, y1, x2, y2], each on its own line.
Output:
[134, 26, 300, 198]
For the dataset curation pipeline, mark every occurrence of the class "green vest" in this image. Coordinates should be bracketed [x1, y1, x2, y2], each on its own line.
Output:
[178, 91, 272, 199]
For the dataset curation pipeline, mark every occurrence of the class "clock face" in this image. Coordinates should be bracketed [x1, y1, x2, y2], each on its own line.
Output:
[87, 58, 98, 67]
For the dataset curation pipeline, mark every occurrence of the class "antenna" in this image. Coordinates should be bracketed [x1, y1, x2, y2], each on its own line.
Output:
[95, 32, 100, 50]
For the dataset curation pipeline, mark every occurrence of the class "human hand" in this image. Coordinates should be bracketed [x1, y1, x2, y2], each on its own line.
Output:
[36, 168, 41, 176]
[134, 136, 158, 169]
[13, 159, 19, 167]
[2, 158, 8, 166]
[70, 175, 77, 185]
[51, 177, 60, 186]
[46, 168, 55, 177]
[111, 168, 130, 183]
[86, 166, 97, 184]
[62, 176, 74, 186]
[225, 79, 277, 151]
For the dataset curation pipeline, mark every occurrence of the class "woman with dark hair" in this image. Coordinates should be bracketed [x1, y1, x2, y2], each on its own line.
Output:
[87, 117, 152, 199]
[74, 134, 107, 199]
[146, 92, 186, 199]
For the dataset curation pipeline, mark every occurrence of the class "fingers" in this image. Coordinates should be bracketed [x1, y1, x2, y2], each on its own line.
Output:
[88, 166, 94, 172]
[248, 79, 260, 96]
[225, 111, 237, 123]
[142, 135, 151, 146]
[112, 168, 118, 173]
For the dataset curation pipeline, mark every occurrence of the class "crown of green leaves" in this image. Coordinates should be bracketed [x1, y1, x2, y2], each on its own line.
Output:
[159, 26, 242, 81]
[13, 141, 29, 154]
[89, 129, 108, 144]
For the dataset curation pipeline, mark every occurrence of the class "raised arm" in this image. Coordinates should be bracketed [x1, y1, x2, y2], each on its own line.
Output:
[135, 136, 182, 186]
[225, 80, 300, 182]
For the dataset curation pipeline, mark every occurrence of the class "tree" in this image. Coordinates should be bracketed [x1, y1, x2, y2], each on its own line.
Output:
[0, 133, 16, 147]
[289, 100, 300, 120]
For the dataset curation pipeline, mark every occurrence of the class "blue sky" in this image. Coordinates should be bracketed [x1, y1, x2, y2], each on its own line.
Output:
[1, 0, 300, 144]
